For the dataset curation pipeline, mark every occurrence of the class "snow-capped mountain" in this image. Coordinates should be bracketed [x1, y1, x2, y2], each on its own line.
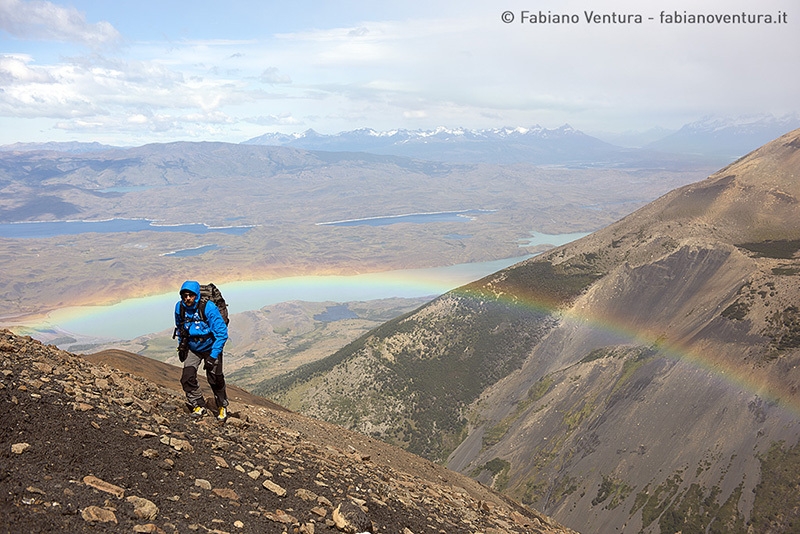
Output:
[245, 116, 800, 165]
[243, 125, 626, 165]
[645, 113, 800, 158]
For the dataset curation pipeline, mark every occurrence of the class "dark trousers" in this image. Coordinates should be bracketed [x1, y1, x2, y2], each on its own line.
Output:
[181, 350, 228, 409]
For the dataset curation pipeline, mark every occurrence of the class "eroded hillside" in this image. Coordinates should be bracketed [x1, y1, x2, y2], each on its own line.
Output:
[259, 129, 800, 533]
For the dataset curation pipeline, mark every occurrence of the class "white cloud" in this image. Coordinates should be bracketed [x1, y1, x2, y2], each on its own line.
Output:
[0, 0, 797, 143]
[245, 113, 302, 126]
[259, 67, 291, 84]
[0, 52, 271, 125]
[0, 0, 121, 47]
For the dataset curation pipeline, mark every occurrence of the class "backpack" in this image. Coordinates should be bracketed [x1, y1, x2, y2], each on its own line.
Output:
[197, 283, 230, 325]
[178, 282, 230, 329]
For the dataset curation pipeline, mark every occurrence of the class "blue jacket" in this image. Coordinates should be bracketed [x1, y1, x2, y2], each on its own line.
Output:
[175, 280, 228, 359]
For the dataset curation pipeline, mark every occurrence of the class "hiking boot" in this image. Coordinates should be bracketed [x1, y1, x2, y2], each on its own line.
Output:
[190, 406, 206, 418]
[217, 407, 228, 421]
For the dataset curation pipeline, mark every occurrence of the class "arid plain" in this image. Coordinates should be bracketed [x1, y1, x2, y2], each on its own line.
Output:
[0, 142, 712, 325]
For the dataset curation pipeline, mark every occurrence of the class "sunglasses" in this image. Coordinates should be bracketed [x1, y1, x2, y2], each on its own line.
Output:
[181, 293, 197, 300]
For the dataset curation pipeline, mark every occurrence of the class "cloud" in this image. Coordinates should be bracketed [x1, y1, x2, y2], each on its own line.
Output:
[245, 113, 302, 126]
[55, 109, 235, 137]
[259, 67, 291, 84]
[0, 0, 796, 144]
[403, 110, 427, 119]
[0, 54, 101, 118]
[0, 52, 270, 124]
[0, 0, 121, 47]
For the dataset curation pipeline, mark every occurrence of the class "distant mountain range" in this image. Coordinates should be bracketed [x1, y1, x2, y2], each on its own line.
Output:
[243, 124, 628, 165]
[645, 113, 800, 159]
[243, 114, 800, 165]
[3, 114, 797, 166]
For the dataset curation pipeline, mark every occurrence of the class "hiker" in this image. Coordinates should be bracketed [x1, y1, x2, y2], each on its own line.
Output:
[174, 280, 229, 421]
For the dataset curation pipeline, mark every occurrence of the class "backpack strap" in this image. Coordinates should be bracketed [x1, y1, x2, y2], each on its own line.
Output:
[197, 299, 208, 322]
[177, 300, 211, 339]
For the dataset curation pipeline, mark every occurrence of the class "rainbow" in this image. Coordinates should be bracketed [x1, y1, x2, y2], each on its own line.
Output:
[446, 283, 800, 419]
[10, 257, 527, 341]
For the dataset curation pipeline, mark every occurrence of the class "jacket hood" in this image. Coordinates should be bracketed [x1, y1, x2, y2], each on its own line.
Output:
[180, 280, 201, 299]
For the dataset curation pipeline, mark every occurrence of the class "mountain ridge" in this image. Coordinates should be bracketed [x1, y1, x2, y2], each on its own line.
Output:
[259, 128, 800, 533]
[645, 113, 800, 159]
[3, 114, 792, 164]
[242, 124, 628, 166]
[242, 117, 798, 165]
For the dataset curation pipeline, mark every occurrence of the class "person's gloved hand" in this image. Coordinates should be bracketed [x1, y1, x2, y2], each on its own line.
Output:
[177, 345, 188, 362]
[203, 354, 217, 371]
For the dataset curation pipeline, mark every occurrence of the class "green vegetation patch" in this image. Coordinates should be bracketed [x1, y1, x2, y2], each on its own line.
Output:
[527, 376, 554, 403]
[482, 457, 512, 491]
[656, 482, 745, 534]
[551, 475, 579, 502]
[563, 399, 596, 432]
[632, 472, 685, 529]
[580, 347, 615, 363]
[483, 457, 510, 476]
[749, 440, 800, 532]
[482, 376, 554, 449]
[772, 266, 800, 276]
[721, 299, 751, 321]
[765, 305, 800, 350]
[610, 346, 655, 396]
[632, 471, 748, 534]
[462, 257, 604, 310]
[520, 476, 549, 507]
[736, 239, 800, 259]
[470, 457, 512, 491]
[591, 475, 632, 509]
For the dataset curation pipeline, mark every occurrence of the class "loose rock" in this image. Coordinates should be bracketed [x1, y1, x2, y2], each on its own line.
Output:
[81, 505, 118, 524]
[127, 495, 159, 520]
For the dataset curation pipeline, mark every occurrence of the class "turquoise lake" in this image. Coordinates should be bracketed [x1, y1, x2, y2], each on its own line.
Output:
[24, 231, 590, 341]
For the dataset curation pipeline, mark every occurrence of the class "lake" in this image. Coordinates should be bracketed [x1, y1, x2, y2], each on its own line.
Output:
[19, 231, 590, 342]
[162, 244, 222, 257]
[34, 255, 532, 341]
[519, 231, 590, 247]
[0, 219, 254, 238]
[316, 209, 495, 227]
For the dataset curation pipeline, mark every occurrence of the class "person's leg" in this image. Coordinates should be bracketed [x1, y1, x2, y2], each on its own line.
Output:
[181, 351, 205, 410]
[205, 352, 229, 410]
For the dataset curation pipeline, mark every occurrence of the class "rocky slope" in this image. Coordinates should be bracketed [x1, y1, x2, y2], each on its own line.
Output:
[0, 329, 574, 534]
[258, 129, 800, 533]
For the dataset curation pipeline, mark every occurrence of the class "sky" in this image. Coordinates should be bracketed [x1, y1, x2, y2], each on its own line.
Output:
[0, 0, 797, 146]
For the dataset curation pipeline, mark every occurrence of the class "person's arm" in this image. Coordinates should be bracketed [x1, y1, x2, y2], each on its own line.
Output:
[174, 302, 183, 340]
[205, 302, 228, 358]
[174, 302, 189, 361]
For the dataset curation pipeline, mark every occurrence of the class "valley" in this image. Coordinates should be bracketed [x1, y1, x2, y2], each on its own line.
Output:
[4, 129, 797, 533]
[0, 142, 710, 324]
